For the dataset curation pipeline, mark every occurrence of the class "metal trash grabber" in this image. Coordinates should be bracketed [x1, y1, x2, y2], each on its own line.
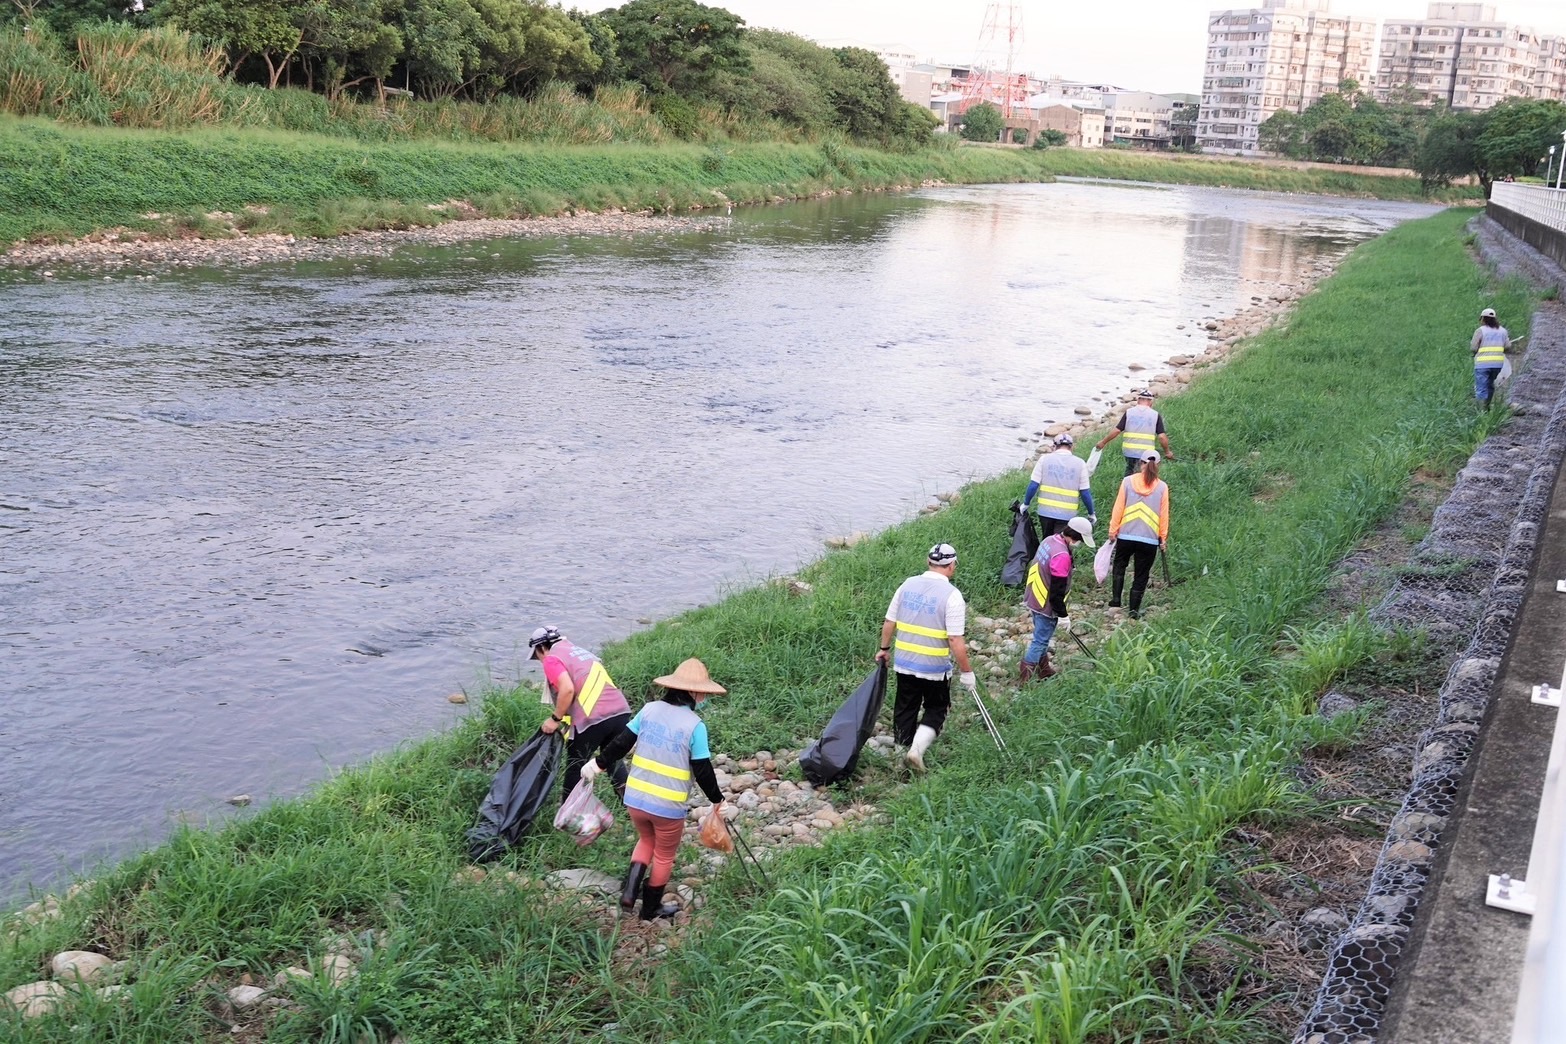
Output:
[968, 682, 1006, 751]
[1070, 631, 1099, 665]
[723, 818, 772, 892]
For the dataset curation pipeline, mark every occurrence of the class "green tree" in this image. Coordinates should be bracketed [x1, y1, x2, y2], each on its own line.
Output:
[825, 45, 899, 141]
[1475, 97, 1566, 178]
[4, 0, 141, 34]
[294, 0, 402, 98]
[569, 8, 618, 90]
[1259, 109, 1302, 156]
[1030, 127, 1067, 149]
[600, 0, 747, 95]
[1414, 108, 1490, 193]
[1170, 103, 1198, 151]
[157, 0, 303, 87]
[959, 101, 1002, 142]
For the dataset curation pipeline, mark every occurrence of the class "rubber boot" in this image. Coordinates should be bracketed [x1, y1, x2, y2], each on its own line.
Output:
[1018, 659, 1036, 685]
[620, 862, 648, 914]
[639, 881, 679, 921]
[905, 725, 937, 773]
[1038, 654, 1058, 679]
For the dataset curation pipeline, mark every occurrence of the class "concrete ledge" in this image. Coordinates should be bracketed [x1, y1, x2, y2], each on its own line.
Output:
[1486, 202, 1566, 282]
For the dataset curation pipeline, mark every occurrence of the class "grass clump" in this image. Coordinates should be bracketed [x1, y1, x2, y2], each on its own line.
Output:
[0, 207, 1534, 1041]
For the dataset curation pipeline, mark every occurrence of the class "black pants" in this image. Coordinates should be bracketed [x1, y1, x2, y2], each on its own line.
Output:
[562, 712, 632, 800]
[892, 672, 951, 744]
[1111, 540, 1159, 613]
[1123, 456, 1142, 476]
[1038, 515, 1070, 538]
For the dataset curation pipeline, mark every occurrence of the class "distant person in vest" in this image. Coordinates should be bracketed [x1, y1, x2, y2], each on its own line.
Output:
[1108, 451, 1170, 621]
[1023, 433, 1095, 537]
[530, 626, 632, 801]
[582, 658, 727, 921]
[1471, 307, 1512, 410]
[1094, 390, 1174, 475]
[1019, 516, 1094, 684]
[875, 543, 976, 773]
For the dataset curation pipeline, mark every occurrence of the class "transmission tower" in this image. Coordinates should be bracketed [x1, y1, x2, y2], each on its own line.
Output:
[960, 3, 1027, 118]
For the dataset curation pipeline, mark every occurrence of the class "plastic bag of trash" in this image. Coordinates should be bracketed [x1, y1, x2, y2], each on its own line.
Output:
[553, 777, 613, 848]
[698, 805, 733, 853]
[798, 663, 887, 786]
[465, 729, 564, 862]
[1499, 357, 1513, 387]
[1094, 538, 1115, 585]
[1001, 501, 1039, 588]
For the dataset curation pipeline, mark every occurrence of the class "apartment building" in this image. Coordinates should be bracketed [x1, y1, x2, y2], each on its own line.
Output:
[1197, 0, 1376, 154]
[1103, 92, 1184, 148]
[1376, 4, 1562, 109]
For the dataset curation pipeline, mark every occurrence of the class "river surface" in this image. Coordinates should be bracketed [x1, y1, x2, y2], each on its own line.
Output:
[0, 181, 1440, 900]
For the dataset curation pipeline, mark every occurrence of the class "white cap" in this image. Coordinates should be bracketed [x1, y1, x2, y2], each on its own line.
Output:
[1141, 450, 1161, 464]
[928, 542, 958, 565]
[1064, 516, 1096, 548]
[1053, 432, 1075, 447]
[528, 626, 561, 651]
[1481, 308, 1497, 319]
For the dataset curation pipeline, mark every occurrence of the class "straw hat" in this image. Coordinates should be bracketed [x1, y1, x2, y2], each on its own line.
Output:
[653, 658, 727, 695]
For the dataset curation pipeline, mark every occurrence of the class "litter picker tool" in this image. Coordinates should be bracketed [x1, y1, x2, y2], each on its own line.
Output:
[723, 819, 772, 892]
[968, 681, 1007, 751]
[1070, 631, 1099, 665]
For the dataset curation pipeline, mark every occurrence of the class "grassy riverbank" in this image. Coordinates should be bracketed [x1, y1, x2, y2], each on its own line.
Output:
[2, 115, 1476, 250]
[0, 206, 1535, 1042]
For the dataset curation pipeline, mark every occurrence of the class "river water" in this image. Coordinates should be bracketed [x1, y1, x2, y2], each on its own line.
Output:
[0, 181, 1439, 900]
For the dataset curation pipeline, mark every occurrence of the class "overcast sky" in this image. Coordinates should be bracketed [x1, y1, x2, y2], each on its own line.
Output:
[717, 0, 1566, 95]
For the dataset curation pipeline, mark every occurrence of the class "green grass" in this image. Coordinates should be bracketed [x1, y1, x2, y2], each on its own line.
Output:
[0, 207, 1535, 1041]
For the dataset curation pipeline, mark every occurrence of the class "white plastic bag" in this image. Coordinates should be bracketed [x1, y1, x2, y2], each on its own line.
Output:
[553, 778, 613, 847]
[1086, 447, 1102, 476]
[1499, 357, 1513, 386]
[1094, 539, 1115, 585]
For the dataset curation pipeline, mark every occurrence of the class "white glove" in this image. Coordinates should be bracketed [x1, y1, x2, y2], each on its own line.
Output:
[958, 671, 977, 693]
[580, 759, 602, 784]
[1058, 616, 1072, 634]
[1088, 514, 1097, 526]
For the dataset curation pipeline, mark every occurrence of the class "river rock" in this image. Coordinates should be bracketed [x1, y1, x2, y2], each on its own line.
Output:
[227, 794, 252, 807]
[1127, 362, 1146, 371]
[274, 967, 313, 989]
[51, 950, 114, 984]
[4, 981, 66, 1017]
[1317, 692, 1357, 719]
[321, 954, 356, 986]
[1073, 406, 1093, 416]
[545, 868, 620, 894]
[227, 984, 268, 1011]
[446, 692, 467, 704]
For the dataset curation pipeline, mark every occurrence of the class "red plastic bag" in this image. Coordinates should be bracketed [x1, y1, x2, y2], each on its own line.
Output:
[553, 778, 613, 847]
[698, 804, 733, 853]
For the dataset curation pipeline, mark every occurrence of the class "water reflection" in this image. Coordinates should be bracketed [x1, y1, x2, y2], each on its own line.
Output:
[0, 181, 1438, 899]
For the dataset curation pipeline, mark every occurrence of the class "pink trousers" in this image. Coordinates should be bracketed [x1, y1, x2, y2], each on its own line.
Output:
[628, 807, 685, 887]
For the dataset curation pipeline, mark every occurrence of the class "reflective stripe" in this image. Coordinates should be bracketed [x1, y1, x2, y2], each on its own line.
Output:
[1035, 451, 1086, 520]
[1035, 483, 1077, 511]
[895, 637, 949, 656]
[1118, 478, 1166, 544]
[1122, 503, 1161, 529]
[1476, 346, 1506, 365]
[1122, 431, 1156, 450]
[577, 662, 609, 717]
[1027, 562, 1049, 606]
[632, 753, 689, 780]
[896, 621, 948, 639]
[627, 777, 689, 803]
[547, 639, 630, 736]
[1024, 534, 1070, 615]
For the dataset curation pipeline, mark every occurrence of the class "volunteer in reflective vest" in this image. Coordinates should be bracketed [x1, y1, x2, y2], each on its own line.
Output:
[1108, 451, 1170, 621]
[1023, 433, 1095, 537]
[874, 543, 975, 773]
[1094, 390, 1174, 476]
[584, 658, 727, 921]
[1019, 516, 1094, 684]
[530, 627, 633, 801]
[1471, 307, 1512, 410]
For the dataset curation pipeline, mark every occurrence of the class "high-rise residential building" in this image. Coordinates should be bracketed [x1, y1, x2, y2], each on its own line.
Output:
[1376, 4, 1565, 109]
[1197, 0, 1376, 154]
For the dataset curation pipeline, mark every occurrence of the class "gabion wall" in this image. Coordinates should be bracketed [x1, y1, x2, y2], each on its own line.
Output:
[1295, 220, 1566, 1043]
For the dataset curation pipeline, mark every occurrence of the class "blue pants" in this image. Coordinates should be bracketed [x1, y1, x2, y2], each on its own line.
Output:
[1475, 365, 1501, 402]
[1024, 610, 1058, 665]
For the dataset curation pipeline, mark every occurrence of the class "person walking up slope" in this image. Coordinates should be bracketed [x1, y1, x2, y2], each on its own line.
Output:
[1471, 307, 1512, 411]
[1019, 516, 1094, 683]
[584, 658, 728, 921]
[1023, 433, 1095, 537]
[1094, 390, 1174, 475]
[876, 543, 976, 773]
[1108, 452, 1170, 620]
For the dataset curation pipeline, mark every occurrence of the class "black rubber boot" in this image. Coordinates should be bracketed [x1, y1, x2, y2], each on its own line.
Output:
[639, 881, 679, 921]
[620, 862, 648, 914]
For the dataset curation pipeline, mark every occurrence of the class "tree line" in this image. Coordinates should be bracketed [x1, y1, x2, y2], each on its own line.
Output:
[1259, 79, 1566, 192]
[3, 0, 940, 147]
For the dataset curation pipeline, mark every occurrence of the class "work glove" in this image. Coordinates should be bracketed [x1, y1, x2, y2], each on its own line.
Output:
[1058, 616, 1072, 634]
[580, 759, 602, 784]
[1088, 514, 1097, 526]
[958, 671, 978, 694]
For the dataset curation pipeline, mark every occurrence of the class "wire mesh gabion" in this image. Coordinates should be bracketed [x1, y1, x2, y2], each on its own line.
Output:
[1294, 221, 1566, 1042]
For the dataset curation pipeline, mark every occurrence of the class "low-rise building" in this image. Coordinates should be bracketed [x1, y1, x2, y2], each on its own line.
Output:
[1025, 95, 1106, 147]
[1103, 91, 1182, 148]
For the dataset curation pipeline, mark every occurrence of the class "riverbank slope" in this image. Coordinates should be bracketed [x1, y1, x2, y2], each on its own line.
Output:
[2, 115, 1477, 255]
[0, 206, 1534, 1041]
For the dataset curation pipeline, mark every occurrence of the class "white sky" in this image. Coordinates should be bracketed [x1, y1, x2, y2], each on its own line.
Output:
[718, 0, 1566, 95]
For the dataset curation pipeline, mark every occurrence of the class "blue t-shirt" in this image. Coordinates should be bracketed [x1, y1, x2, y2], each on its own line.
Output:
[627, 707, 710, 759]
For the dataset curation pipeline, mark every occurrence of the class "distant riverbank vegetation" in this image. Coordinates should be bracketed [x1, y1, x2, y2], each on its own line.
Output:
[0, 0, 940, 149]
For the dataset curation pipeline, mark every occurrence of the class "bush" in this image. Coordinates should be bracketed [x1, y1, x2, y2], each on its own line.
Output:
[959, 102, 1003, 142]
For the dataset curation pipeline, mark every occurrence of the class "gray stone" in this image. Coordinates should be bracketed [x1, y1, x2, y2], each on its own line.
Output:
[51, 950, 114, 984]
[227, 984, 268, 1011]
[1317, 692, 1358, 719]
[3, 981, 66, 1018]
[545, 868, 620, 894]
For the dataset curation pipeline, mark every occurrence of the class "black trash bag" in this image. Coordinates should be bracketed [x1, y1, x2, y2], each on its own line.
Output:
[1000, 501, 1038, 588]
[465, 729, 564, 862]
[798, 663, 887, 786]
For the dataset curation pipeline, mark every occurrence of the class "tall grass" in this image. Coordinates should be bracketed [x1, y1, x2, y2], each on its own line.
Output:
[0, 208, 1533, 1041]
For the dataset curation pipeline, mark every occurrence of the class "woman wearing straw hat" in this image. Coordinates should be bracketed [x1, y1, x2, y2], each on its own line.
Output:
[582, 658, 728, 921]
